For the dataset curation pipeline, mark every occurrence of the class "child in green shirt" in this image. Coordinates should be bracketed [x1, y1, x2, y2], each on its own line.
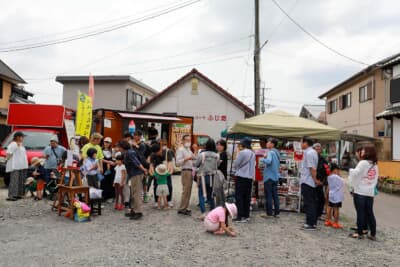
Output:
[155, 164, 170, 210]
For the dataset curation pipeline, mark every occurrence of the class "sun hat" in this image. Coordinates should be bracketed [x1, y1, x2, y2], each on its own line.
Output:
[155, 164, 168, 176]
[104, 137, 112, 143]
[91, 132, 103, 139]
[225, 202, 237, 219]
[50, 135, 59, 143]
[30, 157, 43, 167]
[25, 177, 35, 185]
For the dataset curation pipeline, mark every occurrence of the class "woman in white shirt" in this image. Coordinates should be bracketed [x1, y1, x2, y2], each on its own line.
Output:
[6, 131, 28, 201]
[349, 145, 379, 240]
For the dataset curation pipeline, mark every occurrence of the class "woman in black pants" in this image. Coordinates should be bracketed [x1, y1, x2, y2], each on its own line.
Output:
[233, 138, 256, 223]
[349, 145, 379, 240]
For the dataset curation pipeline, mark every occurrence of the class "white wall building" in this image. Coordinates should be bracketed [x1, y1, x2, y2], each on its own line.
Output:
[137, 69, 253, 139]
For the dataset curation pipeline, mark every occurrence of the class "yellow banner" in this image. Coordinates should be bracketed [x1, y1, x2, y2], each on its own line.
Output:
[75, 92, 92, 138]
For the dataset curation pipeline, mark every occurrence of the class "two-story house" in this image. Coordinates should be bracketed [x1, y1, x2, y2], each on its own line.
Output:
[376, 55, 400, 176]
[319, 53, 400, 160]
[0, 59, 34, 140]
[56, 75, 157, 111]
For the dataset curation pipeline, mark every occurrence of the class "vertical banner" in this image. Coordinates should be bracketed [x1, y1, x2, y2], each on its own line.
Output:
[171, 123, 191, 151]
[75, 91, 92, 138]
[88, 74, 95, 103]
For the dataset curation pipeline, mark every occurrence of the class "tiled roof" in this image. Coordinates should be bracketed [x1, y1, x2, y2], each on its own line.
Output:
[136, 68, 254, 116]
[0, 59, 25, 84]
[319, 52, 400, 99]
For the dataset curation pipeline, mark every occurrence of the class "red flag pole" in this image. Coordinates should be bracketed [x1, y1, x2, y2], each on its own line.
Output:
[88, 73, 94, 103]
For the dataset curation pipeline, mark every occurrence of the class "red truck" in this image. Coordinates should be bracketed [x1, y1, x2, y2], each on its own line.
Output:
[0, 104, 73, 186]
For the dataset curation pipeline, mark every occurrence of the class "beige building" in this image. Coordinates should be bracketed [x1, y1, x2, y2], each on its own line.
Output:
[0, 59, 34, 140]
[56, 75, 157, 111]
[137, 68, 254, 139]
[319, 53, 400, 160]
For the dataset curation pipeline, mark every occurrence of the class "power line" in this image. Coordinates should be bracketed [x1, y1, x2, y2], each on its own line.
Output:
[0, 0, 189, 46]
[129, 51, 248, 74]
[0, 0, 201, 53]
[270, 0, 370, 66]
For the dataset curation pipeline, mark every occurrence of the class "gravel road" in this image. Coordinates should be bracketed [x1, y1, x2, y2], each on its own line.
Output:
[0, 175, 399, 267]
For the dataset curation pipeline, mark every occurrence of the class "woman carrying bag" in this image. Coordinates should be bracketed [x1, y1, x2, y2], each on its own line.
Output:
[195, 139, 220, 216]
[348, 145, 379, 241]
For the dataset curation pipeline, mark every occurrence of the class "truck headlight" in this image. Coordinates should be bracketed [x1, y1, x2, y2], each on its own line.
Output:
[0, 157, 6, 163]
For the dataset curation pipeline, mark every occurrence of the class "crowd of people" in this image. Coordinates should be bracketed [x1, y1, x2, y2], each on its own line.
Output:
[4, 130, 379, 239]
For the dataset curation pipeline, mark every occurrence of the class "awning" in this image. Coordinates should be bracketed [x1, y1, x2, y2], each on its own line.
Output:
[118, 112, 181, 122]
[376, 105, 400, 120]
[341, 133, 380, 143]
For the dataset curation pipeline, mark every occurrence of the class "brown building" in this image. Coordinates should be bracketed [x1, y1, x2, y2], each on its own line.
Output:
[319, 53, 400, 160]
[0, 59, 34, 140]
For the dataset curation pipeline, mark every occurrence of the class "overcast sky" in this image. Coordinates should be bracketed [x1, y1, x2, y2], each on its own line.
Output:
[1, 0, 399, 114]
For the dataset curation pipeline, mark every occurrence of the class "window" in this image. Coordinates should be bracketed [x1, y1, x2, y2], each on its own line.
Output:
[339, 93, 351, 109]
[0, 80, 3, 99]
[328, 99, 338, 114]
[126, 89, 143, 110]
[2, 131, 55, 150]
[359, 82, 373, 103]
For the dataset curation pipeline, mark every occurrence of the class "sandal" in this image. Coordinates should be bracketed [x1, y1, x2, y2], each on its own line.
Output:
[6, 197, 17, 201]
[348, 233, 364, 239]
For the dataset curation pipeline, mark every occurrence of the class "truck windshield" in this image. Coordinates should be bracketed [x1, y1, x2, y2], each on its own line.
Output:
[2, 131, 55, 150]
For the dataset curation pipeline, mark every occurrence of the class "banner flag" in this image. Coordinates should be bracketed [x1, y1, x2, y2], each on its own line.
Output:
[75, 91, 92, 138]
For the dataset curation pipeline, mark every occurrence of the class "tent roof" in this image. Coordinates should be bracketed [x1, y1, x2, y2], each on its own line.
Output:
[229, 110, 341, 140]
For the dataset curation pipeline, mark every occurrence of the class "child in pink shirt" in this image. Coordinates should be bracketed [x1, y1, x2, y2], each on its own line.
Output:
[204, 203, 238, 237]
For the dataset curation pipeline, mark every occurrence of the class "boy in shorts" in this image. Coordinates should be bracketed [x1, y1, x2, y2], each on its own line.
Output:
[325, 163, 344, 229]
[155, 164, 170, 210]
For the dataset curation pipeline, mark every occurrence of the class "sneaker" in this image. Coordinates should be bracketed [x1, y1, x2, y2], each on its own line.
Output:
[332, 223, 343, 229]
[168, 201, 174, 208]
[232, 217, 242, 222]
[177, 209, 186, 215]
[130, 213, 143, 220]
[125, 211, 135, 217]
[118, 205, 125, 211]
[260, 214, 274, 219]
[239, 217, 250, 223]
[184, 209, 192, 216]
[114, 204, 118, 210]
[324, 220, 333, 227]
[302, 224, 317, 231]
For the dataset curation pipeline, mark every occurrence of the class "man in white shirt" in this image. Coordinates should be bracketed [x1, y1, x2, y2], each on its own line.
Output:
[300, 137, 320, 230]
[176, 135, 195, 216]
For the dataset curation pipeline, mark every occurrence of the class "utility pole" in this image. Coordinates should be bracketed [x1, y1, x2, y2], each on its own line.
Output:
[261, 86, 266, 114]
[254, 0, 261, 115]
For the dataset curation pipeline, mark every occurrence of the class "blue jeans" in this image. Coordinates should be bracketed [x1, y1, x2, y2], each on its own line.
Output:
[264, 180, 279, 216]
[198, 175, 215, 213]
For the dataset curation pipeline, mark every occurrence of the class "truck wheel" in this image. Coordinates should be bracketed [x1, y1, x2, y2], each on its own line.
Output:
[3, 173, 10, 187]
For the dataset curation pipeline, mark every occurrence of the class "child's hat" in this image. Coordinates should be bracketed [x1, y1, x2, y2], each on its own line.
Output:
[225, 202, 238, 219]
[30, 157, 43, 167]
[155, 164, 168, 175]
[25, 177, 35, 185]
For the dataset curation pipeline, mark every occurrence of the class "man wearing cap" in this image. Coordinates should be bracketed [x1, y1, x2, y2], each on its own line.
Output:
[6, 131, 28, 201]
[81, 132, 104, 174]
[43, 136, 66, 181]
[233, 137, 256, 222]
[261, 138, 281, 219]
[118, 140, 148, 220]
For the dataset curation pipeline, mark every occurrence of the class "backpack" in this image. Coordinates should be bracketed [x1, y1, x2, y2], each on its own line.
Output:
[316, 156, 330, 184]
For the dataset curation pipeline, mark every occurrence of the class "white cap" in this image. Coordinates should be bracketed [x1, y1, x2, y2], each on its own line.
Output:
[104, 137, 112, 143]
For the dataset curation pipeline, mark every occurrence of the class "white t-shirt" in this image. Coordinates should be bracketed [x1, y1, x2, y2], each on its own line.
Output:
[114, 164, 126, 184]
[6, 141, 28, 172]
[327, 174, 344, 203]
[300, 147, 318, 188]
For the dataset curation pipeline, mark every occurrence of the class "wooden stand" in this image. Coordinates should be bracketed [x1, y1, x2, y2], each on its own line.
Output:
[57, 167, 89, 219]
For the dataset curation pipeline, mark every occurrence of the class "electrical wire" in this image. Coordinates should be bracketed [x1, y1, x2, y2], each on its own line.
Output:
[0, 0, 190, 46]
[271, 0, 369, 66]
[0, 0, 201, 53]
